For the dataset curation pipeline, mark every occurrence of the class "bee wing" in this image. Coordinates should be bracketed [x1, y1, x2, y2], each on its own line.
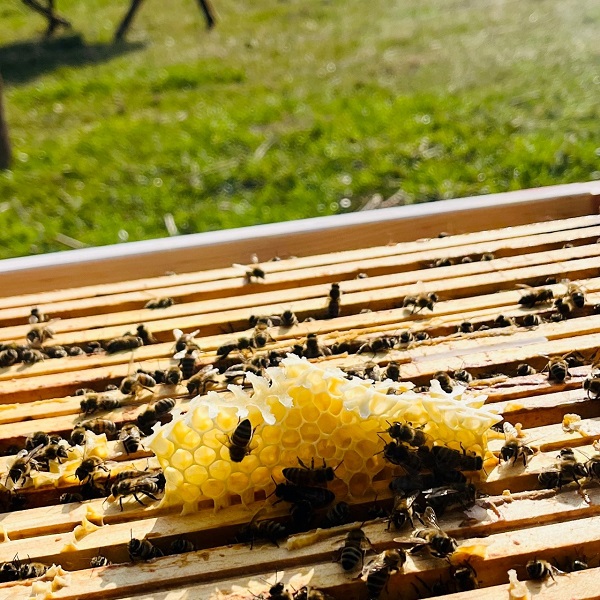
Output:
[172, 329, 183, 341]
[393, 535, 428, 546]
[421, 506, 441, 530]
[503, 422, 519, 442]
[172, 350, 187, 360]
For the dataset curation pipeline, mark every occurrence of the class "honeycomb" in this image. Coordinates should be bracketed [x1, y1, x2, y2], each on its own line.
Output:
[149, 355, 501, 512]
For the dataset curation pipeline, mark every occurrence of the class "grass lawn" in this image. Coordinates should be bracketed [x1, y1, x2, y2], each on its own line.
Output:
[0, 0, 599, 258]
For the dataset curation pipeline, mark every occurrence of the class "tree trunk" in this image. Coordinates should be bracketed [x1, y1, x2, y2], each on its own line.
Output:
[0, 75, 11, 170]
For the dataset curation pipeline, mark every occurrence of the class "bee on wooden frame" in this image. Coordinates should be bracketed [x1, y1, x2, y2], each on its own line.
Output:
[499, 422, 535, 466]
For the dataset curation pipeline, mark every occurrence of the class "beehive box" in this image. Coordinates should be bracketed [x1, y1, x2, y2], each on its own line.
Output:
[1, 182, 600, 600]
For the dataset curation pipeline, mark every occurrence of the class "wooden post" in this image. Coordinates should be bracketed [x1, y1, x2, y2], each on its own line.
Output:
[195, 0, 216, 29]
[114, 0, 145, 41]
[0, 74, 11, 170]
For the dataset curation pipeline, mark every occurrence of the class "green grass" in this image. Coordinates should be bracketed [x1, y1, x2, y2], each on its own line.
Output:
[1, 0, 599, 258]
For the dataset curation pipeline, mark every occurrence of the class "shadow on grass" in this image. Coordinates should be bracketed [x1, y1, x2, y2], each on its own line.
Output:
[0, 33, 145, 84]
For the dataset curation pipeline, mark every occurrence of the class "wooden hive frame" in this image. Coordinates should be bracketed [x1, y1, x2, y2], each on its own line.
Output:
[0, 181, 600, 600]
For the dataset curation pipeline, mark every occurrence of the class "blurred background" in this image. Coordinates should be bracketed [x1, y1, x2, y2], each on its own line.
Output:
[0, 0, 598, 259]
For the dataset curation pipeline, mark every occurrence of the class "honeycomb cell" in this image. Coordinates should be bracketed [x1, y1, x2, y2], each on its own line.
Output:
[317, 412, 338, 435]
[201, 479, 226, 499]
[203, 429, 226, 450]
[343, 449, 364, 472]
[349, 472, 371, 497]
[209, 460, 232, 480]
[316, 439, 338, 459]
[339, 410, 358, 426]
[179, 483, 202, 504]
[171, 420, 191, 443]
[261, 425, 283, 445]
[184, 465, 207, 486]
[331, 429, 354, 450]
[165, 466, 184, 488]
[281, 429, 302, 448]
[283, 408, 303, 429]
[151, 435, 175, 459]
[228, 472, 250, 494]
[179, 430, 202, 451]
[299, 423, 320, 443]
[171, 449, 193, 471]
[259, 445, 280, 467]
[301, 403, 320, 423]
[238, 454, 260, 474]
[194, 446, 217, 467]
[356, 439, 378, 458]
[313, 392, 331, 412]
[328, 398, 344, 416]
[216, 411, 239, 432]
[190, 411, 215, 433]
[364, 456, 380, 473]
[250, 466, 270, 486]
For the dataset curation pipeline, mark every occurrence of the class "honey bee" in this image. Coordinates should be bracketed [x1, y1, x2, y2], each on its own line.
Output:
[500, 422, 535, 466]
[518, 287, 554, 309]
[0, 347, 20, 367]
[22, 349, 47, 364]
[327, 283, 341, 319]
[186, 365, 219, 395]
[399, 331, 414, 344]
[273, 481, 336, 508]
[457, 321, 473, 334]
[336, 528, 371, 571]
[494, 314, 515, 328]
[15, 560, 49, 580]
[29, 307, 50, 324]
[555, 447, 588, 487]
[80, 393, 121, 415]
[435, 445, 483, 472]
[453, 368, 473, 385]
[395, 506, 457, 559]
[6, 446, 42, 487]
[119, 423, 144, 455]
[290, 499, 317, 532]
[216, 340, 242, 359]
[526, 558, 564, 581]
[516, 363, 536, 376]
[388, 492, 419, 530]
[226, 418, 256, 463]
[174, 347, 199, 379]
[44, 345, 68, 358]
[25, 431, 51, 451]
[120, 371, 156, 396]
[544, 355, 570, 383]
[324, 501, 351, 528]
[137, 398, 176, 432]
[538, 468, 562, 489]
[433, 371, 453, 393]
[144, 297, 175, 309]
[106, 335, 143, 354]
[235, 510, 288, 548]
[252, 320, 274, 349]
[280, 309, 298, 328]
[68, 346, 86, 356]
[480, 252, 495, 261]
[128, 536, 164, 560]
[245, 262, 268, 282]
[414, 331, 430, 341]
[90, 555, 111, 568]
[522, 314, 542, 327]
[26, 323, 54, 348]
[422, 483, 476, 517]
[70, 425, 86, 446]
[384, 361, 401, 382]
[170, 539, 196, 554]
[383, 421, 427, 447]
[282, 458, 338, 487]
[402, 293, 438, 314]
[164, 365, 183, 386]
[451, 562, 478, 591]
[136, 324, 157, 345]
[565, 283, 586, 308]
[431, 257, 453, 268]
[75, 456, 109, 482]
[381, 440, 422, 471]
[172, 328, 200, 353]
[36, 438, 69, 467]
[303, 333, 331, 359]
[583, 363, 600, 400]
[111, 475, 164, 511]
[78, 418, 118, 438]
[362, 549, 405, 599]
[357, 336, 397, 355]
